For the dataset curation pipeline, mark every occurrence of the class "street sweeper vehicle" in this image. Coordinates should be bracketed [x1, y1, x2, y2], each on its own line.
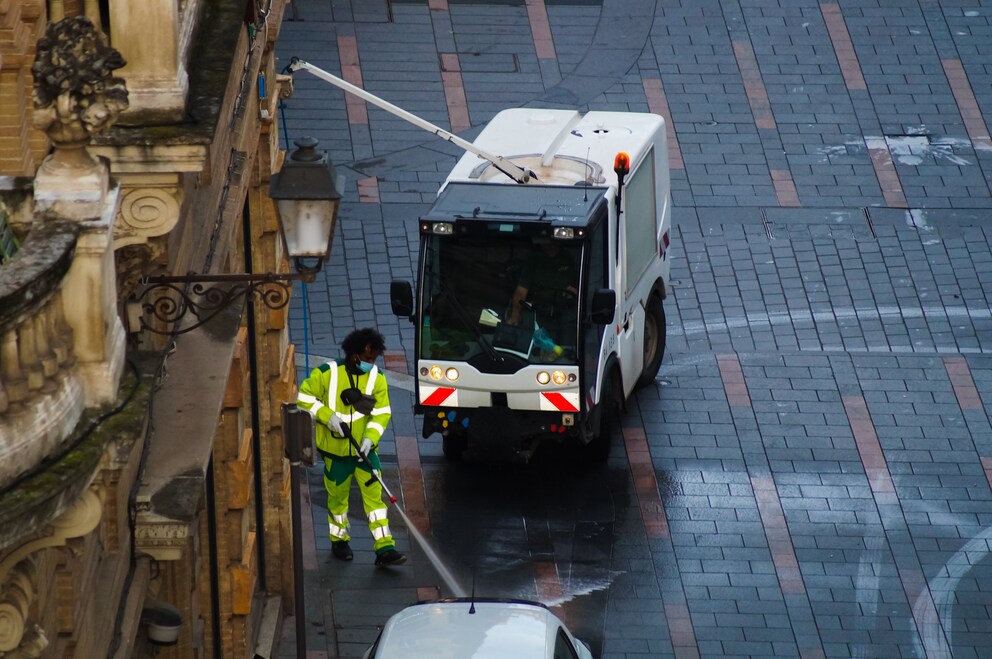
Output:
[288, 59, 673, 462]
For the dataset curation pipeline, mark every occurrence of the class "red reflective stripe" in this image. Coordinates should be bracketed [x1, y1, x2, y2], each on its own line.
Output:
[542, 392, 578, 412]
[423, 387, 456, 406]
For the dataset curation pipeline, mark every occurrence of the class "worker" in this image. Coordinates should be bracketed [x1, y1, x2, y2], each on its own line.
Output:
[296, 328, 406, 567]
[506, 240, 578, 345]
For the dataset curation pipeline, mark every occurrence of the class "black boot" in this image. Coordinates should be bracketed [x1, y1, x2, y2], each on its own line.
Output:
[374, 548, 406, 567]
[331, 540, 353, 561]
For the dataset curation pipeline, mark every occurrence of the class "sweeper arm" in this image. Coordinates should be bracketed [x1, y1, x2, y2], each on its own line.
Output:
[286, 57, 537, 185]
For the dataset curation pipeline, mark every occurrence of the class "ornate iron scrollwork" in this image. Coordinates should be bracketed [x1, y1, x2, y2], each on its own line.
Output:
[134, 272, 311, 335]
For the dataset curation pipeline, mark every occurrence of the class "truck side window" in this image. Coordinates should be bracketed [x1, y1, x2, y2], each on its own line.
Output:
[582, 211, 608, 401]
[554, 628, 580, 659]
[622, 147, 657, 295]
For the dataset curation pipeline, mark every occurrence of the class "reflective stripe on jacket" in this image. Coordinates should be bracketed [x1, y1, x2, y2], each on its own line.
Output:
[296, 360, 392, 456]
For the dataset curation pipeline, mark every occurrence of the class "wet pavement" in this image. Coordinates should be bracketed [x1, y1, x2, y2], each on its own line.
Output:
[276, 1, 992, 657]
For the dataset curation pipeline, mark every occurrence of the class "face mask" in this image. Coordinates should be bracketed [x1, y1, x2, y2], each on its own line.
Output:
[357, 361, 374, 374]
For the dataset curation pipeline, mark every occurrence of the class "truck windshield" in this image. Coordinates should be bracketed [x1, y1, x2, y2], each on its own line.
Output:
[419, 233, 581, 365]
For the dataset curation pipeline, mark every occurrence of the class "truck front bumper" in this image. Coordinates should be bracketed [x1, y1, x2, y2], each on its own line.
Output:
[421, 405, 583, 455]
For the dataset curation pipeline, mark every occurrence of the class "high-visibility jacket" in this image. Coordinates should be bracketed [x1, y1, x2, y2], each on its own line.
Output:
[296, 360, 391, 457]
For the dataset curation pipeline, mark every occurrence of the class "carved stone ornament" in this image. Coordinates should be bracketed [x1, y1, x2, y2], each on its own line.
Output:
[119, 187, 181, 235]
[0, 559, 48, 658]
[31, 17, 128, 172]
[112, 185, 183, 253]
[0, 488, 101, 656]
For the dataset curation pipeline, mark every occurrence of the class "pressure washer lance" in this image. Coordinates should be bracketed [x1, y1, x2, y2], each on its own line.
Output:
[341, 425, 398, 504]
[340, 422, 468, 597]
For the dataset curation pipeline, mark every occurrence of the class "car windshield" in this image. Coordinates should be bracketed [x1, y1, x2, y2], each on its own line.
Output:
[419, 232, 581, 365]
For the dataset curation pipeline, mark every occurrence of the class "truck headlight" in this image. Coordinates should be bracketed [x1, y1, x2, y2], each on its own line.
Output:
[536, 371, 551, 385]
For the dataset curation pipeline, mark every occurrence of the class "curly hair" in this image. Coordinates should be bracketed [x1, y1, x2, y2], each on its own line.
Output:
[342, 328, 386, 357]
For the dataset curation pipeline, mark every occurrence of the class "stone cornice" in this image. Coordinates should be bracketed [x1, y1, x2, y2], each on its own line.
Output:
[87, 144, 208, 174]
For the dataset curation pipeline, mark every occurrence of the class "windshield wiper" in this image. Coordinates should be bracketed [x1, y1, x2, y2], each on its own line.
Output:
[436, 282, 503, 363]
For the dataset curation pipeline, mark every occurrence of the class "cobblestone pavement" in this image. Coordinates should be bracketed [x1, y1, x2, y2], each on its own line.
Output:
[276, 1, 992, 657]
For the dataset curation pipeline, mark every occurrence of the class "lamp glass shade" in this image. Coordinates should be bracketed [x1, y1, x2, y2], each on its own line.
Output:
[276, 197, 339, 258]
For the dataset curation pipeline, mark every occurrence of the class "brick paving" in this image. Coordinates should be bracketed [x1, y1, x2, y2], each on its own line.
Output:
[277, 1, 992, 657]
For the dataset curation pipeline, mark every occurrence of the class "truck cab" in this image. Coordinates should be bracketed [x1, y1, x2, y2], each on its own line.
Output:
[391, 108, 671, 461]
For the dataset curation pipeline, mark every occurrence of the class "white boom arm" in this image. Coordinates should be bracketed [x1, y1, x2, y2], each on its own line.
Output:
[288, 58, 535, 184]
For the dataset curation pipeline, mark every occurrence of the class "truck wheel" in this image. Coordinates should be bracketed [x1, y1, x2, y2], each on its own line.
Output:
[579, 373, 618, 464]
[636, 295, 666, 389]
[442, 432, 468, 461]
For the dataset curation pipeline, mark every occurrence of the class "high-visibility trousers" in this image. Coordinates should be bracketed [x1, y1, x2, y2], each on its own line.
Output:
[321, 454, 395, 553]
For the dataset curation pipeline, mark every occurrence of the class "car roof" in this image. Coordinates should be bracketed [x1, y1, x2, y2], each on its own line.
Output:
[373, 599, 562, 659]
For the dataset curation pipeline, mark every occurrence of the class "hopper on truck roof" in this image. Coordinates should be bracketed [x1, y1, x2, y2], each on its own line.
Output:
[422, 182, 608, 228]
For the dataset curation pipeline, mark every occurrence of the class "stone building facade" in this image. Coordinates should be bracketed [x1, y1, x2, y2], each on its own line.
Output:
[0, 0, 300, 656]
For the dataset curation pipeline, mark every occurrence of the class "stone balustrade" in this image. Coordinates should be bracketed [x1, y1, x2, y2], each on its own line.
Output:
[0, 296, 74, 411]
[0, 221, 83, 491]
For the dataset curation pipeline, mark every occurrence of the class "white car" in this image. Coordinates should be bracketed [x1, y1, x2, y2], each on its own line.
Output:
[362, 598, 595, 659]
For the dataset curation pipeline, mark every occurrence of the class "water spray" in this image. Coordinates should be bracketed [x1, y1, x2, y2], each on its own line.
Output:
[341, 425, 466, 597]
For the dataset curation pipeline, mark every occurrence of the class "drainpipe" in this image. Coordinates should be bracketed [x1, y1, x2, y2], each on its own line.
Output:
[206, 459, 222, 659]
[243, 199, 268, 587]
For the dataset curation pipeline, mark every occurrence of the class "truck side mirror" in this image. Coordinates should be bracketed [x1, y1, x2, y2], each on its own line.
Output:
[589, 288, 616, 325]
[390, 280, 415, 318]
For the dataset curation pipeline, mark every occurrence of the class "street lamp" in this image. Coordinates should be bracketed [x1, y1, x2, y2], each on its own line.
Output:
[130, 137, 341, 335]
[270, 137, 342, 277]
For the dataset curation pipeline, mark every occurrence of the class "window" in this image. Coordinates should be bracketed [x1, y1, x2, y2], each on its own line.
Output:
[554, 628, 580, 659]
[420, 233, 581, 365]
[622, 147, 657, 295]
[581, 212, 608, 401]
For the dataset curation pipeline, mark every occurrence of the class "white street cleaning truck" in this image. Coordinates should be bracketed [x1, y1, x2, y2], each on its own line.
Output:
[290, 60, 672, 462]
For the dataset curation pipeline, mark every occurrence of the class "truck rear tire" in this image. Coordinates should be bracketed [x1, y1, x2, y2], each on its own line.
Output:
[636, 295, 666, 389]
